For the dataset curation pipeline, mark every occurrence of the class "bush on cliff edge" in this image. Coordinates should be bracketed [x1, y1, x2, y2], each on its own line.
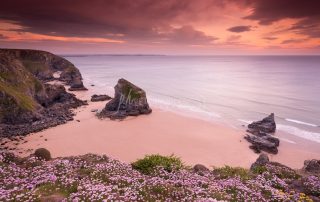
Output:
[132, 154, 184, 175]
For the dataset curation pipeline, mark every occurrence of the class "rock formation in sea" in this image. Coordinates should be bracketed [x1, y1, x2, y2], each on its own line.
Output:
[98, 78, 152, 119]
[248, 113, 276, 133]
[244, 113, 280, 154]
[91, 94, 112, 102]
[0, 49, 87, 137]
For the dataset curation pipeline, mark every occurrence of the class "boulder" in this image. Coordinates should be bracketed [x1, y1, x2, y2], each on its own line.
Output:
[91, 94, 112, 102]
[34, 148, 51, 161]
[248, 113, 276, 133]
[193, 164, 210, 175]
[303, 159, 320, 173]
[244, 134, 278, 154]
[99, 78, 152, 119]
[250, 154, 269, 170]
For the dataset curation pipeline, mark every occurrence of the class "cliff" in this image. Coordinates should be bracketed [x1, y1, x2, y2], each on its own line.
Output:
[0, 49, 87, 137]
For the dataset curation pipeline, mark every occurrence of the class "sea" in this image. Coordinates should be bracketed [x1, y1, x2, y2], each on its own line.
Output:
[64, 55, 320, 144]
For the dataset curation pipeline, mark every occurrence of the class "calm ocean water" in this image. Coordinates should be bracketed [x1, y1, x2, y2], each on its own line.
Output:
[64, 55, 320, 144]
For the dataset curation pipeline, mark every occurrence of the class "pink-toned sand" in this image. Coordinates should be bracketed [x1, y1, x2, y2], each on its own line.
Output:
[12, 89, 320, 169]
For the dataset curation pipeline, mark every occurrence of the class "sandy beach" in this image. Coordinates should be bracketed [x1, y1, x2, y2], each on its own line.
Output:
[6, 87, 318, 169]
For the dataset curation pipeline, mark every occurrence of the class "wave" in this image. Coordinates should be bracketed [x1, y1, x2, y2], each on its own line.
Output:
[149, 97, 221, 120]
[285, 119, 318, 127]
[277, 124, 320, 143]
[278, 137, 296, 144]
[238, 119, 252, 124]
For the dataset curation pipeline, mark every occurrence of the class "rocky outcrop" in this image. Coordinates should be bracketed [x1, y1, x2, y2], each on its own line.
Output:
[68, 77, 88, 91]
[303, 159, 320, 173]
[98, 78, 152, 119]
[250, 153, 269, 170]
[0, 49, 86, 138]
[244, 113, 280, 154]
[91, 94, 112, 102]
[0, 49, 87, 91]
[248, 113, 276, 133]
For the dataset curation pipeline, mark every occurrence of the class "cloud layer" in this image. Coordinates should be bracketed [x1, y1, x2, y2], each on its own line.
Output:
[0, 0, 319, 54]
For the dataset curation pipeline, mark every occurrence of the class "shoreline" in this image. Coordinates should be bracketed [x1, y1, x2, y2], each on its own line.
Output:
[6, 85, 319, 169]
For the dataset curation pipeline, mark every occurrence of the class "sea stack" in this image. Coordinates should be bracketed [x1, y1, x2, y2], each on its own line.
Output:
[244, 113, 280, 154]
[99, 78, 152, 119]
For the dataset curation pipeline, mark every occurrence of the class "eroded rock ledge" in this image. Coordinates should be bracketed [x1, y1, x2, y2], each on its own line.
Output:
[98, 78, 152, 119]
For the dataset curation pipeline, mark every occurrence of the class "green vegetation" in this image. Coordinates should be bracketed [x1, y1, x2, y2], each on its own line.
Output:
[132, 154, 184, 175]
[0, 81, 36, 111]
[251, 165, 268, 174]
[123, 84, 141, 100]
[22, 60, 49, 75]
[213, 166, 251, 180]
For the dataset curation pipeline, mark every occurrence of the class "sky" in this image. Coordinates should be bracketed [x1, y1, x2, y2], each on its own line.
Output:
[0, 0, 320, 55]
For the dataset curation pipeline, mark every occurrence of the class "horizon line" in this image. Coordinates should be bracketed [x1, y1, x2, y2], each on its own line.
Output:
[60, 53, 320, 57]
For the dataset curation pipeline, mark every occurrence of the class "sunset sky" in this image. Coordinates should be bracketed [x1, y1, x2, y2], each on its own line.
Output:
[0, 0, 320, 55]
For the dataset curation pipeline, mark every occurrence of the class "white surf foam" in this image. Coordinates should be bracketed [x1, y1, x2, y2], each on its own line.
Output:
[285, 119, 318, 127]
[149, 97, 221, 121]
[278, 137, 296, 144]
[277, 124, 320, 143]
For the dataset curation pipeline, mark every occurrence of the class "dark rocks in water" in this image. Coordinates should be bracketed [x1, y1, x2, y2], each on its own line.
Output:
[99, 78, 152, 119]
[248, 113, 276, 133]
[303, 159, 320, 173]
[245, 113, 279, 154]
[244, 134, 278, 154]
[91, 94, 112, 102]
[250, 153, 269, 170]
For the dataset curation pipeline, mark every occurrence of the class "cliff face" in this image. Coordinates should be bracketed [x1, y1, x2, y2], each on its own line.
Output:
[0, 49, 87, 137]
[0, 49, 86, 88]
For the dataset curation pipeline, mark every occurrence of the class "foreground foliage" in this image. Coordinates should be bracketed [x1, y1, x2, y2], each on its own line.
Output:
[0, 152, 319, 201]
[131, 154, 184, 175]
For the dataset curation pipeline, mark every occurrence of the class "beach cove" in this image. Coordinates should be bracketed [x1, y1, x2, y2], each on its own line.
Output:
[9, 85, 320, 169]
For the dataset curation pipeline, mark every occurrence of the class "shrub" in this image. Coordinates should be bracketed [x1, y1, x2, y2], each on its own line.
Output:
[34, 148, 51, 161]
[213, 166, 250, 180]
[251, 165, 268, 174]
[131, 154, 183, 175]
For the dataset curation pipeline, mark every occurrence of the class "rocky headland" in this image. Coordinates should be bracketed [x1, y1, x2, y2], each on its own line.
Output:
[99, 78, 152, 120]
[0, 49, 87, 138]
